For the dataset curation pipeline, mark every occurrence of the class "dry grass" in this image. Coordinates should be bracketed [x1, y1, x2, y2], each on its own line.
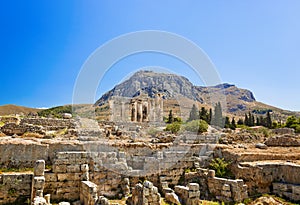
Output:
[0, 104, 41, 116]
[21, 132, 44, 138]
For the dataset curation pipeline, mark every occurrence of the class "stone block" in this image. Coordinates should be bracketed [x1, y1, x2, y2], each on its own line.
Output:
[188, 183, 199, 192]
[34, 160, 45, 176]
[144, 180, 153, 189]
[143, 187, 150, 196]
[66, 165, 80, 173]
[33, 176, 45, 190]
[208, 170, 215, 178]
[118, 152, 126, 158]
[222, 184, 231, 191]
[45, 173, 57, 182]
[188, 191, 200, 198]
[53, 164, 67, 173]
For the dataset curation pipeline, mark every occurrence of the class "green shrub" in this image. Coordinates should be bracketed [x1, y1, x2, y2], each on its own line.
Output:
[165, 122, 181, 134]
[209, 158, 234, 178]
[184, 120, 208, 133]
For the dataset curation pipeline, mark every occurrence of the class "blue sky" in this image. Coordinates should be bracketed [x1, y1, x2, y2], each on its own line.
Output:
[0, 1, 300, 111]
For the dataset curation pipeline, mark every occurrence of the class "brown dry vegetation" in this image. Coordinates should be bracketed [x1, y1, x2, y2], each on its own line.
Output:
[0, 104, 41, 115]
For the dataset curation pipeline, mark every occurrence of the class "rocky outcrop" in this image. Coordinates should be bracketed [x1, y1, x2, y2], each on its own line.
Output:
[95, 71, 256, 112]
[264, 135, 300, 147]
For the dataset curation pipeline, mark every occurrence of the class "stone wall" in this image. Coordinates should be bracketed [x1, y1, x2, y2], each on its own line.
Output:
[174, 183, 200, 205]
[20, 118, 76, 130]
[80, 181, 98, 205]
[232, 161, 300, 196]
[0, 173, 32, 204]
[273, 182, 300, 202]
[183, 168, 248, 203]
[127, 181, 160, 205]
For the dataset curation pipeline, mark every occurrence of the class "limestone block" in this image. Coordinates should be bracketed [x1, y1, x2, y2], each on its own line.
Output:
[152, 186, 158, 194]
[221, 190, 232, 198]
[53, 165, 67, 173]
[43, 195, 50, 204]
[118, 152, 126, 158]
[143, 187, 150, 196]
[34, 160, 45, 176]
[222, 184, 230, 191]
[188, 191, 200, 198]
[144, 180, 153, 189]
[292, 185, 300, 195]
[66, 165, 80, 173]
[33, 196, 47, 205]
[45, 173, 57, 182]
[58, 202, 70, 205]
[208, 170, 215, 178]
[81, 164, 89, 172]
[188, 183, 199, 192]
[33, 176, 45, 190]
[161, 182, 168, 189]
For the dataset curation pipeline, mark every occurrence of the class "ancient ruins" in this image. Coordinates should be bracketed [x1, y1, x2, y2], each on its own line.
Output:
[0, 97, 300, 205]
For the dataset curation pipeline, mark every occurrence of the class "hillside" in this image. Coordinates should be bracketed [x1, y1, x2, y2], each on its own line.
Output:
[0, 104, 41, 116]
[95, 70, 299, 120]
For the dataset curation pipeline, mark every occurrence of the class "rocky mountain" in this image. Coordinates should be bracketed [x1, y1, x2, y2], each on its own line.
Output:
[96, 71, 253, 108]
[95, 70, 298, 120]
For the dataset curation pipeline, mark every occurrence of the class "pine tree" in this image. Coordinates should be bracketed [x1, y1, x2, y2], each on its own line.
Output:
[188, 104, 199, 121]
[200, 107, 208, 123]
[167, 110, 174, 124]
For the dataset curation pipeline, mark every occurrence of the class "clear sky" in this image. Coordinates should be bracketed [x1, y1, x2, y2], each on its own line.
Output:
[1, 1, 300, 111]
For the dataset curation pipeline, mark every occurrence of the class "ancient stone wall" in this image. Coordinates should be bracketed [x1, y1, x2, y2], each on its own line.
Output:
[80, 181, 98, 205]
[20, 118, 76, 130]
[232, 162, 300, 195]
[0, 173, 32, 204]
[127, 181, 160, 205]
[207, 170, 248, 203]
[273, 182, 300, 202]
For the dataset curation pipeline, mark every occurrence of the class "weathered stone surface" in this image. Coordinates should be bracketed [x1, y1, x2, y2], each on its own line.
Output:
[165, 192, 181, 205]
[255, 143, 268, 149]
[34, 160, 45, 176]
[265, 135, 300, 147]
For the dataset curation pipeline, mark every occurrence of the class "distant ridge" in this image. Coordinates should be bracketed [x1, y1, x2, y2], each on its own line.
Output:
[0, 104, 41, 115]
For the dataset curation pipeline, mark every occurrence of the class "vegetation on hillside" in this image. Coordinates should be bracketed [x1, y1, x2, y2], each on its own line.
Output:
[38, 105, 72, 118]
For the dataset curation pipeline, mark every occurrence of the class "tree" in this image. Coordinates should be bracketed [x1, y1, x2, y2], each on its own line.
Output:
[199, 107, 209, 123]
[265, 111, 272, 128]
[212, 102, 224, 127]
[208, 108, 213, 125]
[237, 118, 244, 125]
[165, 122, 181, 134]
[285, 116, 298, 128]
[167, 110, 174, 124]
[224, 116, 230, 128]
[198, 120, 209, 133]
[244, 113, 249, 126]
[231, 117, 236, 130]
[188, 104, 199, 121]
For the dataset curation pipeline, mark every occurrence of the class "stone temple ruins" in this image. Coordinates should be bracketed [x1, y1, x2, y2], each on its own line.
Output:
[108, 93, 164, 123]
[0, 95, 300, 205]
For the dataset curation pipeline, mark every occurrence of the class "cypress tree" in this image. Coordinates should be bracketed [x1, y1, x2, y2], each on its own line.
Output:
[167, 110, 174, 124]
[188, 104, 199, 121]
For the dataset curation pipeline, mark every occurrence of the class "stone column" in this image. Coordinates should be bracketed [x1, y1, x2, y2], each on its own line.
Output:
[31, 160, 46, 203]
[137, 102, 143, 122]
[121, 102, 125, 121]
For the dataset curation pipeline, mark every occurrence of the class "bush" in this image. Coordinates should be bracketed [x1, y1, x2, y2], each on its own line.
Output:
[184, 120, 208, 133]
[165, 122, 181, 134]
[209, 158, 234, 178]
